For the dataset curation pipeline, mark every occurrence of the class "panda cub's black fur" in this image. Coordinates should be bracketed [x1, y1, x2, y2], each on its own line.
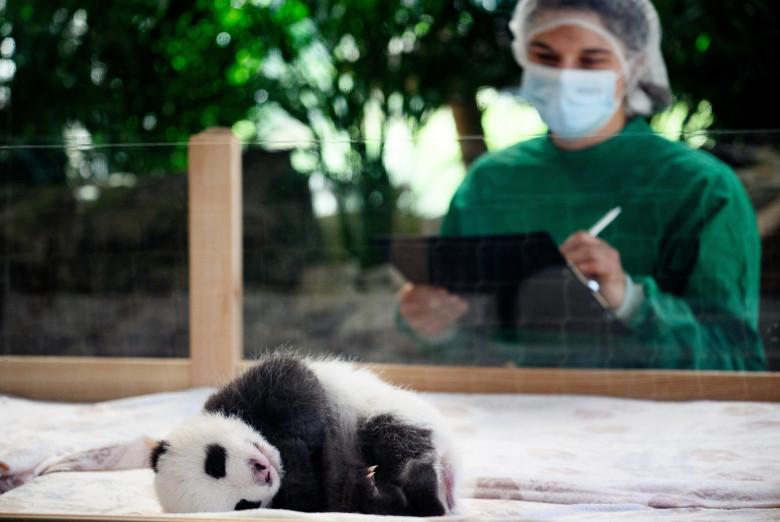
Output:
[150, 353, 457, 516]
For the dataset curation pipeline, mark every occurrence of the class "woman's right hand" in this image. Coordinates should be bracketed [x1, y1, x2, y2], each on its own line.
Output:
[398, 283, 468, 337]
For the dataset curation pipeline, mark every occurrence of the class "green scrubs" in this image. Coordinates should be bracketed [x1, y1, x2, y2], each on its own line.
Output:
[422, 118, 765, 370]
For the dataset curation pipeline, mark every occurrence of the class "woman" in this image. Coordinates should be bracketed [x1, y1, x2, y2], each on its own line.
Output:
[399, 0, 765, 370]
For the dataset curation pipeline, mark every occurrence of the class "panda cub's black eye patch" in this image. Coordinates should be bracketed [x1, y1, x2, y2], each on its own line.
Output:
[205, 443, 227, 479]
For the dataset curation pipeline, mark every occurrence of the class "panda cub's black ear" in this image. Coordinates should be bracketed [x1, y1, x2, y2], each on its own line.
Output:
[150, 440, 169, 473]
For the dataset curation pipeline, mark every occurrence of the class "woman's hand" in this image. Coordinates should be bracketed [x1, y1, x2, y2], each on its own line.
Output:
[560, 231, 626, 309]
[398, 283, 468, 337]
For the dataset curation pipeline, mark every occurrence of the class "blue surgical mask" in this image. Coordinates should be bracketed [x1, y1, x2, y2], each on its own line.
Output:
[519, 63, 622, 139]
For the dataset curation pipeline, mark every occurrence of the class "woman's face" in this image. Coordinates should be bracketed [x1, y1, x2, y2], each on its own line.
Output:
[526, 21, 625, 74]
[525, 18, 629, 148]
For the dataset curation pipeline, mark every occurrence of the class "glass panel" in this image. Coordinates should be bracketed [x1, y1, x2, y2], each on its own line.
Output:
[3, 126, 777, 370]
[239, 126, 780, 371]
[1, 142, 189, 358]
[240, 140, 425, 364]
[1, 0, 776, 373]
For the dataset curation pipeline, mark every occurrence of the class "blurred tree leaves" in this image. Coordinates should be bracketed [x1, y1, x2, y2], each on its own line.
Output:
[654, 0, 780, 138]
[1, 0, 517, 263]
[1, 0, 778, 263]
[1, 0, 316, 175]
[3, 1, 778, 159]
[252, 0, 517, 261]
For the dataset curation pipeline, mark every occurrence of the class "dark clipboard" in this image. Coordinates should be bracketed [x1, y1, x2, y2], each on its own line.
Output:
[375, 232, 629, 335]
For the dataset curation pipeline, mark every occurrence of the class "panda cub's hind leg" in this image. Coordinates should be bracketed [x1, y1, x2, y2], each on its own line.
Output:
[350, 413, 445, 516]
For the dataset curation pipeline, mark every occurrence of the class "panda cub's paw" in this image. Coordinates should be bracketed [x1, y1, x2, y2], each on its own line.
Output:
[348, 414, 450, 516]
[150, 413, 283, 513]
[340, 462, 398, 514]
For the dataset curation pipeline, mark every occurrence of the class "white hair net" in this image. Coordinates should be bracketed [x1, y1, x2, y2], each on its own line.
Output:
[509, 0, 673, 117]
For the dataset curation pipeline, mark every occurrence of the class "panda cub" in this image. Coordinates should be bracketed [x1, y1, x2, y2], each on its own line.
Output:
[150, 353, 458, 516]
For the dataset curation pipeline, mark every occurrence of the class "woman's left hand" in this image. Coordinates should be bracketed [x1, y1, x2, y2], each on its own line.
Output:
[560, 231, 626, 309]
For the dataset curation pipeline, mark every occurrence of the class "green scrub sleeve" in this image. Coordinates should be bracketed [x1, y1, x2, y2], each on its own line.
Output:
[628, 275, 764, 370]
[626, 185, 765, 371]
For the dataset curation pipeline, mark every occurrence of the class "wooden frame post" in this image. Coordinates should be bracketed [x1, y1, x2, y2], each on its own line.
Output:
[188, 128, 243, 387]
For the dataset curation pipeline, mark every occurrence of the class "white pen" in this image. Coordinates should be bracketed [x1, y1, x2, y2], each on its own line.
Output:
[588, 206, 622, 237]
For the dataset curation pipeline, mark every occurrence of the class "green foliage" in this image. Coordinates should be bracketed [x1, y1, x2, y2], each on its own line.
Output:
[3, 0, 777, 265]
[652, 0, 780, 136]
[1, 0, 313, 175]
[1, 0, 518, 264]
[259, 0, 517, 263]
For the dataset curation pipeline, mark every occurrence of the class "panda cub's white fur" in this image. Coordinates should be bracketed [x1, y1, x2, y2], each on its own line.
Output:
[152, 413, 283, 513]
[151, 354, 458, 516]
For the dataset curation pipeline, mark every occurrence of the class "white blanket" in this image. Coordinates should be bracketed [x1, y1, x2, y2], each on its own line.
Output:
[1, 389, 779, 520]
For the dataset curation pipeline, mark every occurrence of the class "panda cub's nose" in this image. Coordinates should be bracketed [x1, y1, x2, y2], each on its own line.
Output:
[249, 456, 273, 485]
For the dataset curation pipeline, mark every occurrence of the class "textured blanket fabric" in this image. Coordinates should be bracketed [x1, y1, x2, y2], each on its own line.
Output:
[1, 389, 779, 520]
[0, 388, 212, 493]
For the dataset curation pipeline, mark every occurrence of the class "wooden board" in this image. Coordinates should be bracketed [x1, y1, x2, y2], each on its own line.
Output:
[2, 356, 779, 403]
[363, 363, 780, 402]
[0, 357, 190, 402]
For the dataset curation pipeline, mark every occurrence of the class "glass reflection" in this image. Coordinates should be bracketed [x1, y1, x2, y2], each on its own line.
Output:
[1, 128, 778, 371]
[1, 142, 189, 358]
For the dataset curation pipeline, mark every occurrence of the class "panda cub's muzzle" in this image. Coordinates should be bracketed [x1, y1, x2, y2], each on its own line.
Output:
[249, 442, 276, 486]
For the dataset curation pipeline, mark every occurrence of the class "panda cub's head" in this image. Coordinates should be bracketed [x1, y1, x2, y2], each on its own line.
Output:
[150, 412, 283, 513]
